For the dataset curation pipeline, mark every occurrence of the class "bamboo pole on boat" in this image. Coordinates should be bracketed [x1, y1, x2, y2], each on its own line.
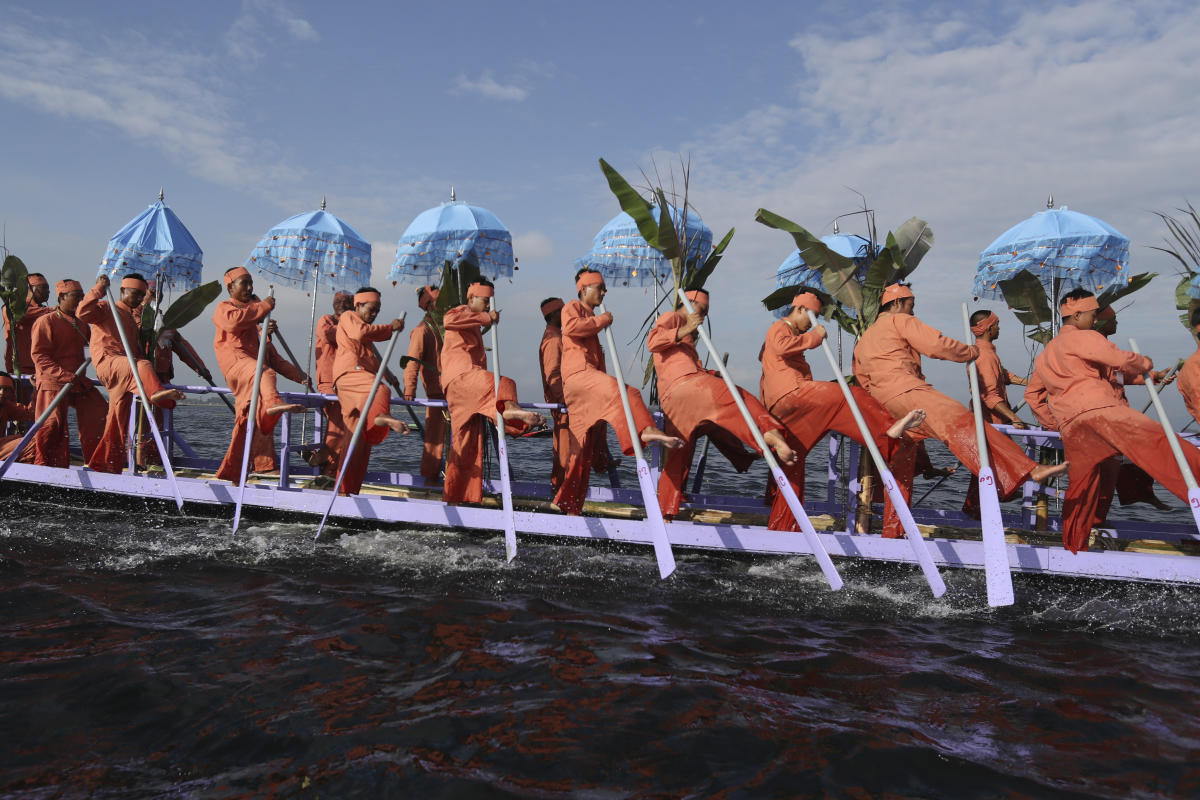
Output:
[1129, 338, 1200, 533]
[676, 289, 842, 590]
[805, 309, 946, 598]
[597, 303, 675, 579]
[313, 316, 405, 541]
[106, 287, 184, 512]
[0, 359, 91, 480]
[961, 304, 1014, 606]
[489, 314, 518, 562]
[232, 289, 274, 534]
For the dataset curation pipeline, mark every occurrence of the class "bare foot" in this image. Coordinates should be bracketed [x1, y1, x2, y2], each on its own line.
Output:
[266, 402, 305, 416]
[640, 426, 685, 450]
[503, 407, 544, 429]
[1030, 461, 1069, 483]
[888, 408, 925, 438]
[763, 429, 797, 466]
[150, 388, 185, 407]
[375, 415, 411, 435]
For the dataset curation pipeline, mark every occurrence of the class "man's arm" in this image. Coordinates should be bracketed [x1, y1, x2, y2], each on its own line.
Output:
[898, 315, 978, 363]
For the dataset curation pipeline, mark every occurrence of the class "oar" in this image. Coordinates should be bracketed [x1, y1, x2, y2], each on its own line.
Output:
[805, 309, 946, 597]
[0, 359, 91, 480]
[106, 288, 184, 511]
[690, 351, 729, 494]
[961, 304, 1013, 606]
[677, 290, 842, 589]
[489, 314, 518, 562]
[1129, 339, 1200, 533]
[597, 303, 676, 579]
[314, 317, 405, 541]
[232, 291, 274, 534]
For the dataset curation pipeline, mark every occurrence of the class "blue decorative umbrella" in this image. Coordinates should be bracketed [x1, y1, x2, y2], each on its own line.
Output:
[1186, 272, 1200, 301]
[973, 205, 1131, 302]
[771, 232, 877, 317]
[574, 205, 713, 288]
[390, 196, 513, 285]
[245, 199, 372, 293]
[98, 190, 203, 290]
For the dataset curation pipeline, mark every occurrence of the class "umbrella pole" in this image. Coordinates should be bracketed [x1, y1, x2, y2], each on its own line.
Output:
[105, 288, 184, 512]
[961, 304, 1014, 606]
[598, 303, 676, 578]
[232, 290, 273, 534]
[302, 284, 319, 446]
[676, 289, 842, 590]
[0, 359, 91, 480]
[490, 318, 518, 562]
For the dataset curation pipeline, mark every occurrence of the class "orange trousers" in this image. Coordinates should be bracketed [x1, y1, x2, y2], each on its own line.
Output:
[88, 355, 171, 474]
[419, 399, 447, 482]
[767, 382, 913, 537]
[33, 384, 106, 468]
[320, 399, 347, 478]
[215, 369, 288, 483]
[1060, 406, 1200, 552]
[333, 371, 393, 496]
[658, 372, 788, 518]
[443, 370, 525, 504]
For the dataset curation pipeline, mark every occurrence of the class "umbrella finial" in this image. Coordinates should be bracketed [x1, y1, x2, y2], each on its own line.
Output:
[158, 187, 164, 202]
[321, 195, 327, 211]
[832, 220, 839, 234]
[450, 185, 456, 202]
[1047, 192, 1054, 209]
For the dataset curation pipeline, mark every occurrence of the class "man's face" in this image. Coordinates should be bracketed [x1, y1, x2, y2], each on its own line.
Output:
[897, 297, 915, 316]
[0, 383, 11, 403]
[580, 283, 607, 307]
[29, 283, 49, 305]
[692, 295, 710, 318]
[356, 300, 381, 324]
[59, 289, 84, 316]
[547, 308, 563, 328]
[230, 276, 254, 303]
[1072, 309, 1096, 330]
[788, 306, 813, 331]
[120, 286, 147, 308]
[468, 294, 491, 313]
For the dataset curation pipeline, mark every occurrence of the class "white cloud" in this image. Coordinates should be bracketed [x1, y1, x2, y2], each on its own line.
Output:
[513, 231, 554, 264]
[454, 70, 529, 102]
[225, 0, 319, 60]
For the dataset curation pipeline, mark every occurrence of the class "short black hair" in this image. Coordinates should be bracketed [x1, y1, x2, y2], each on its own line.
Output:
[27, 272, 45, 281]
[1059, 288, 1095, 318]
[1190, 306, 1200, 329]
[969, 309, 993, 326]
[224, 267, 242, 276]
[355, 286, 379, 296]
[574, 267, 598, 283]
[471, 277, 495, 290]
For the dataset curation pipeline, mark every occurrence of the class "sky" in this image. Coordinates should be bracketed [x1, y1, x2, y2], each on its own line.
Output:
[1, 0, 1198, 419]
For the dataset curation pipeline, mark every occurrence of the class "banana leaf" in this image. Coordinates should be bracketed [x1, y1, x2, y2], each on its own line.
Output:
[754, 208, 862, 311]
[398, 354, 439, 374]
[599, 159, 660, 250]
[685, 227, 734, 290]
[1097, 272, 1156, 310]
[998, 270, 1053, 327]
[859, 233, 901, 329]
[1175, 274, 1192, 311]
[160, 280, 222, 332]
[1, 254, 29, 326]
[1027, 326, 1053, 345]
[890, 217, 934, 280]
[653, 188, 681, 262]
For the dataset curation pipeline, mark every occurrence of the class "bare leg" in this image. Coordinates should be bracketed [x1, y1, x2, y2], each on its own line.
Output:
[150, 388, 186, 406]
[640, 425, 685, 450]
[763, 429, 797, 466]
[1031, 461, 1070, 483]
[887, 408, 925, 438]
[374, 415, 411, 435]
[502, 401, 543, 429]
[266, 402, 305, 416]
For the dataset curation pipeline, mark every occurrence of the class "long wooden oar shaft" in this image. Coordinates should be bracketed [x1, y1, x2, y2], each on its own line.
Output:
[314, 319, 405, 540]
[0, 359, 91, 480]
[106, 288, 184, 511]
[678, 290, 842, 589]
[490, 316, 518, 562]
[597, 303, 676, 579]
[961, 304, 1013, 606]
[1129, 339, 1200, 532]
[232, 292, 274, 534]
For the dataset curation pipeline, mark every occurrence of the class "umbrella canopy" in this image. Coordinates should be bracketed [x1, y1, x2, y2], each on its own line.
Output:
[246, 208, 372, 294]
[98, 198, 203, 291]
[390, 201, 514, 284]
[973, 207, 1130, 301]
[771, 233, 877, 317]
[574, 205, 713, 288]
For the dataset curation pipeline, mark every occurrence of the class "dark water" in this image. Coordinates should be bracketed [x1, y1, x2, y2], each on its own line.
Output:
[3, 401, 1199, 798]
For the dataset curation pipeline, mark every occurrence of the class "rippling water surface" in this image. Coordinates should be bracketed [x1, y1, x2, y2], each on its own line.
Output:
[2, 401, 1199, 798]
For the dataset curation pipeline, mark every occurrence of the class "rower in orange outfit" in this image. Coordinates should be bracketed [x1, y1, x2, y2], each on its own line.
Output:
[854, 283, 1066, 536]
[76, 274, 185, 473]
[440, 278, 543, 505]
[1025, 289, 1200, 552]
[29, 279, 106, 467]
[331, 287, 409, 495]
[760, 291, 923, 534]
[3, 272, 51, 395]
[649, 287, 796, 518]
[304, 290, 353, 475]
[554, 271, 683, 514]
[0, 372, 35, 463]
[1177, 307, 1200, 427]
[538, 296, 571, 492]
[403, 285, 447, 483]
[211, 267, 308, 483]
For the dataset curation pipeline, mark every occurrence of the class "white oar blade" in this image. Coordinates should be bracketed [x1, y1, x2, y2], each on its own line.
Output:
[772, 465, 843, 591]
[977, 467, 1014, 606]
[879, 468, 946, 598]
[495, 417, 517, 562]
[1188, 488, 1200, 535]
[635, 458, 676, 579]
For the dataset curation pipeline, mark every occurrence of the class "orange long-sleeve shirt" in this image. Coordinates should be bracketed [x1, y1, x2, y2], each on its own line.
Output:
[973, 339, 1019, 417]
[439, 306, 491, 388]
[647, 310, 705, 395]
[403, 317, 443, 399]
[333, 312, 393, 386]
[560, 300, 609, 378]
[853, 311, 978, 404]
[760, 318, 825, 408]
[314, 313, 339, 393]
[30, 310, 91, 392]
[212, 298, 272, 376]
[3, 304, 49, 375]
[1178, 346, 1200, 425]
[76, 286, 142, 364]
[540, 325, 564, 404]
[1025, 325, 1151, 429]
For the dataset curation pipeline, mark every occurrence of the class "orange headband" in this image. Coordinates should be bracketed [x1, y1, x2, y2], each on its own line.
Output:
[576, 271, 605, 291]
[27, 275, 48, 287]
[541, 298, 564, 315]
[0, 375, 13, 389]
[467, 282, 494, 299]
[354, 290, 381, 305]
[791, 292, 822, 314]
[121, 276, 148, 291]
[881, 284, 914, 305]
[418, 285, 439, 311]
[224, 267, 251, 287]
[1060, 296, 1099, 317]
[56, 279, 82, 295]
[685, 289, 708, 304]
[970, 311, 998, 336]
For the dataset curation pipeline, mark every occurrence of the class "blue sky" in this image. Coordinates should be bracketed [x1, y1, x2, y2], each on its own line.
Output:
[2, 0, 1198, 418]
